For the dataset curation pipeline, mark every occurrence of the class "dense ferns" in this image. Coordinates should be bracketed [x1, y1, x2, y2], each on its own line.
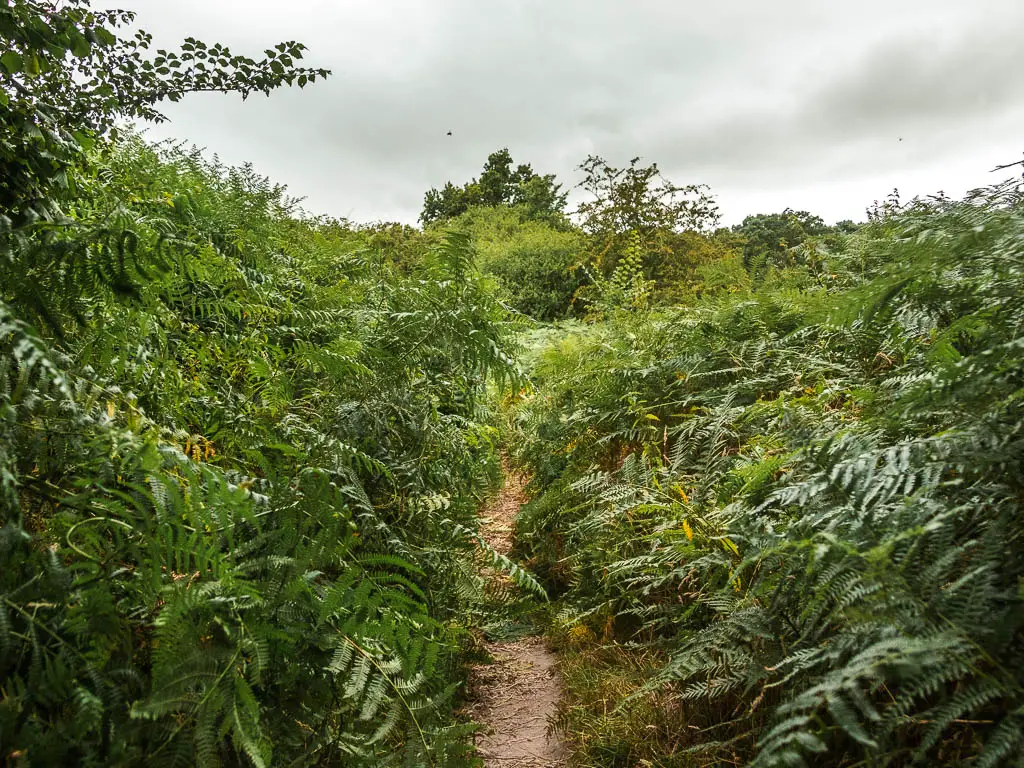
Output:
[510, 182, 1024, 766]
[0, 139, 528, 766]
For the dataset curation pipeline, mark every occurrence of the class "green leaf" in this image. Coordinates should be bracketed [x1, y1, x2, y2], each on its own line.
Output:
[1, 51, 23, 75]
[70, 33, 92, 58]
[95, 27, 117, 46]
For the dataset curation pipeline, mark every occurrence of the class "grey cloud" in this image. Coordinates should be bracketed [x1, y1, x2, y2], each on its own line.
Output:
[807, 27, 1024, 135]
[619, 16, 1024, 207]
[119, 0, 1024, 225]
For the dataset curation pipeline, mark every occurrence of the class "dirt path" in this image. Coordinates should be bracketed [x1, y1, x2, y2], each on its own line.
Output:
[467, 463, 567, 768]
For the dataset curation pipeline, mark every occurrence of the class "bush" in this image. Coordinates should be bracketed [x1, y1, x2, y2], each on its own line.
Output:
[448, 205, 586, 320]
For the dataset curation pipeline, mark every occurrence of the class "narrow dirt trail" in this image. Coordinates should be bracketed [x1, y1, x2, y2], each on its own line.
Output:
[467, 463, 567, 768]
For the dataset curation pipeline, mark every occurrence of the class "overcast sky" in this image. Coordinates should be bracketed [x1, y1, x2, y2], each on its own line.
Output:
[116, 0, 1024, 226]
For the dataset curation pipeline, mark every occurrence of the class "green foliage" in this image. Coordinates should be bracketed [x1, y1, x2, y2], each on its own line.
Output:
[420, 148, 567, 225]
[0, 0, 328, 223]
[581, 230, 655, 315]
[574, 155, 720, 279]
[1, 9, 542, 762]
[575, 155, 720, 239]
[648, 229, 749, 303]
[509, 180, 1024, 766]
[355, 220, 437, 272]
[452, 205, 586, 320]
[0, 135, 528, 766]
[734, 209, 829, 280]
[425, 155, 740, 316]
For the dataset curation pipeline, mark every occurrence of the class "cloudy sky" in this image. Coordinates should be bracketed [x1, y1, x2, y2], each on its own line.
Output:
[117, 0, 1024, 226]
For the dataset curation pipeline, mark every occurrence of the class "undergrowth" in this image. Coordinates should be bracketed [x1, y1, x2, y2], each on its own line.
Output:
[508, 181, 1024, 767]
[1, 137, 533, 766]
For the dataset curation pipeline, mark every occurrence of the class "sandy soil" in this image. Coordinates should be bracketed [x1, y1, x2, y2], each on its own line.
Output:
[467, 462, 567, 768]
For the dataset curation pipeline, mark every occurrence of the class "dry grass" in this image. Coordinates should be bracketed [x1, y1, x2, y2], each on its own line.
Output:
[551, 634, 749, 768]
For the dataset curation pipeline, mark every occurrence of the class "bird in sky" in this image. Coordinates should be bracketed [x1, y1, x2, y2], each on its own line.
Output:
[446, 130, 453, 136]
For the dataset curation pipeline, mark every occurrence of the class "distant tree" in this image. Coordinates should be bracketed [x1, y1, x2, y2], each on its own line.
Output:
[575, 155, 719, 238]
[477, 148, 519, 205]
[421, 181, 480, 224]
[573, 155, 720, 276]
[419, 148, 567, 224]
[513, 173, 567, 220]
[733, 209, 828, 276]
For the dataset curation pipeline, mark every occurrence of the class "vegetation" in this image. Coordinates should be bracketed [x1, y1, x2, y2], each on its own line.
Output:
[507, 181, 1024, 766]
[733, 210, 834, 281]
[1, 136, 531, 767]
[5, 2, 1022, 766]
[1, 3, 531, 765]
[443, 205, 585, 321]
[420, 148, 567, 226]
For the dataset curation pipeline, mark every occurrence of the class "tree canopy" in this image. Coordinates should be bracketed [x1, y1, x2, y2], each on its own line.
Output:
[574, 154, 720, 238]
[420, 148, 567, 224]
[1, 0, 328, 226]
[733, 209, 829, 275]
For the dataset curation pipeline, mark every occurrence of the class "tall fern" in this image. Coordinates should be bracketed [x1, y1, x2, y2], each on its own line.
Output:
[511, 179, 1024, 766]
[1, 137, 520, 766]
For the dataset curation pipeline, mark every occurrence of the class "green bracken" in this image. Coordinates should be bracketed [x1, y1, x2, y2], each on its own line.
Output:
[508, 181, 1024, 766]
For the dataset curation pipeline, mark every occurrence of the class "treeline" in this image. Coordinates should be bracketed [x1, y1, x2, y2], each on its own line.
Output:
[420, 149, 858, 320]
[505, 179, 1024, 765]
